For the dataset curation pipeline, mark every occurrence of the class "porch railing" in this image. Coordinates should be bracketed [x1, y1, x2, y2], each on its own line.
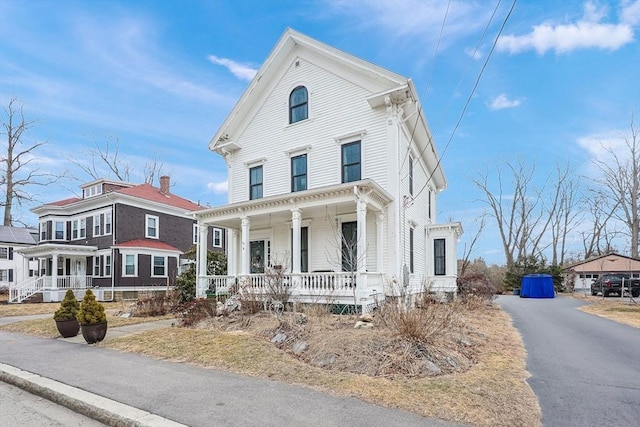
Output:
[9, 275, 92, 303]
[201, 271, 385, 306]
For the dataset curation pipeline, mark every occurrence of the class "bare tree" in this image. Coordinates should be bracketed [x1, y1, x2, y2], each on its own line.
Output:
[591, 114, 640, 258]
[1, 98, 64, 226]
[67, 136, 166, 185]
[472, 160, 550, 268]
[579, 188, 621, 258]
[459, 213, 487, 277]
[548, 164, 581, 265]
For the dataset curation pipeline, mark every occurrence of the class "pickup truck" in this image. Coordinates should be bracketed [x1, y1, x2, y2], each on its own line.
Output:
[590, 273, 640, 297]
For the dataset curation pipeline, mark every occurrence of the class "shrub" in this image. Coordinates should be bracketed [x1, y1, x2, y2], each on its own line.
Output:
[457, 273, 497, 305]
[133, 292, 174, 317]
[77, 289, 107, 325]
[54, 289, 80, 321]
[379, 299, 457, 345]
[171, 298, 214, 327]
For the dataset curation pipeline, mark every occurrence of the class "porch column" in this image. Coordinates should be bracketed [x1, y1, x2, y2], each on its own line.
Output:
[227, 228, 238, 276]
[241, 216, 250, 275]
[51, 253, 58, 289]
[196, 224, 208, 297]
[356, 199, 367, 273]
[376, 212, 384, 273]
[291, 208, 302, 274]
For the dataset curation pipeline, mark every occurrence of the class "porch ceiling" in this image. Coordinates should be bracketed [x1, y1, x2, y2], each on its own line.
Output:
[17, 243, 99, 257]
[192, 179, 393, 229]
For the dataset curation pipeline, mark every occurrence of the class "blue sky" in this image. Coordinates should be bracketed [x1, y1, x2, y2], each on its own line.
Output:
[1, 0, 639, 265]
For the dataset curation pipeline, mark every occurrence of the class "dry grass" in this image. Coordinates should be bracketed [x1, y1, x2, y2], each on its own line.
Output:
[569, 294, 640, 328]
[0, 298, 130, 317]
[0, 312, 172, 338]
[103, 303, 541, 427]
[0, 296, 541, 426]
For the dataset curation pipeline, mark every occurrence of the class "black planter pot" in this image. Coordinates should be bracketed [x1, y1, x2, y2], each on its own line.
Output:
[55, 319, 80, 338]
[80, 322, 108, 344]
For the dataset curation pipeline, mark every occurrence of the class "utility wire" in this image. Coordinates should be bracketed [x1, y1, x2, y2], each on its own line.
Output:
[399, 0, 452, 173]
[412, 0, 517, 202]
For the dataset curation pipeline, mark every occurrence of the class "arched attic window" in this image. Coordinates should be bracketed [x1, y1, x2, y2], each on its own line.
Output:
[289, 86, 308, 124]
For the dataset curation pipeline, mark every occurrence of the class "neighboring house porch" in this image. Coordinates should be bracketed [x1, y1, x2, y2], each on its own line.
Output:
[11, 243, 97, 303]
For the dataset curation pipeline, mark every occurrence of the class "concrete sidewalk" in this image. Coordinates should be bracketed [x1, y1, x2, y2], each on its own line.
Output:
[0, 318, 467, 427]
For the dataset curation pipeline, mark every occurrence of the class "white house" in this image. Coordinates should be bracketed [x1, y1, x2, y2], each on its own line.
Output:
[563, 253, 640, 292]
[192, 29, 462, 311]
[0, 226, 38, 291]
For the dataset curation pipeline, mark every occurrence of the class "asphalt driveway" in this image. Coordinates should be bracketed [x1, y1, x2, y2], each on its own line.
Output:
[498, 295, 640, 427]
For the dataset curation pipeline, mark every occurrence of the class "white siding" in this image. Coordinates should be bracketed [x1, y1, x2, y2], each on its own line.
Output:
[228, 56, 391, 203]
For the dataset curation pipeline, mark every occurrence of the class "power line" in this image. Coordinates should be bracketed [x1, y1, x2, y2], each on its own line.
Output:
[412, 0, 517, 202]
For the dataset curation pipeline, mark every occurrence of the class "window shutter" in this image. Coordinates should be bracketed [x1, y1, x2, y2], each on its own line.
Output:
[8, 269, 13, 282]
[9, 247, 13, 260]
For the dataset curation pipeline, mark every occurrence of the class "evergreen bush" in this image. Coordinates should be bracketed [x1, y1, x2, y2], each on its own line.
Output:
[54, 289, 80, 321]
[77, 289, 107, 325]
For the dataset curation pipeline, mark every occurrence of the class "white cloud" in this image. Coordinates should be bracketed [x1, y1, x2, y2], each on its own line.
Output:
[207, 180, 228, 195]
[487, 94, 521, 110]
[621, 0, 640, 25]
[497, 1, 636, 54]
[207, 55, 257, 81]
[576, 130, 631, 159]
[464, 47, 482, 60]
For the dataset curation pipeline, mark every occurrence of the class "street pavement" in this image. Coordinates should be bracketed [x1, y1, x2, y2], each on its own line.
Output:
[498, 295, 640, 427]
[0, 316, 466, 427]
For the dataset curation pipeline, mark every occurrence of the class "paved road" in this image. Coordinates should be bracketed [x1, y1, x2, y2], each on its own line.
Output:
[0, 326, 465, 427]
[0, 381, 105, 426]
[498, 295, 640, 427]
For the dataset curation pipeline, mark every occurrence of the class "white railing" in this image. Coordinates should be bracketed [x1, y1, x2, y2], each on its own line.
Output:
[9, 276, 46, 303]
[9, 275, 91, 303]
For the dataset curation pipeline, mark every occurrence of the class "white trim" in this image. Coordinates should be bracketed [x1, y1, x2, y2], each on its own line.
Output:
[334, 129, 367, 145]
[244, 158, 267, 168]
[151, 255, 168, 278]
[123, 253, 138, 277]
[284, 144, 312, 157]
[145, 214, 159, 239]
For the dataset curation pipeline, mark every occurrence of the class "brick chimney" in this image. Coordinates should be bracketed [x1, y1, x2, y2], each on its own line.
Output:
[159, 175, 170, 195]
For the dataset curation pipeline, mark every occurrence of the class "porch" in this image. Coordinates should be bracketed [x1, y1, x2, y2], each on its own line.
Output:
[11, 243, 98, 303]
[203, 271, 386, 312]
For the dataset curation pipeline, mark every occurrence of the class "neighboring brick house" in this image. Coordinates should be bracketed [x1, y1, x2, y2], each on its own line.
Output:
[10, 176, 223, 302]
[0, 226, 38, 290]
[193, 29, 462, 311]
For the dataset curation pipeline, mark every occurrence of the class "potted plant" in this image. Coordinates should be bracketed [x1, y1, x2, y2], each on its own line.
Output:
[53, 289, 80, 338]
[77, 289, 108, 344]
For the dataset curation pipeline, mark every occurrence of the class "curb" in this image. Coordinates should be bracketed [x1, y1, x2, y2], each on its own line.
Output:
[0, 363, 186, 427]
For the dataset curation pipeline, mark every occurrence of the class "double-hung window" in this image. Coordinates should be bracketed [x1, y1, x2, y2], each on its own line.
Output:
[289, 86, 308, 124]
[152, 256, 166, 277]
[434, 239, 446, 276]
[291, 154, 307, 192]
[55, 221, 65, 240]
[105, 212, 112, 235]
[213, 228, 223, 248]
[94, 214, 102, 236]
[124, 254, 136, 276]
[146, 215, 159, 239]
[193, 224, 199, 244]
[104, 255, 111, 277]
[250, 166, 263, 200]
[94, 256, 101, 276]
[341, 141, 361, 183]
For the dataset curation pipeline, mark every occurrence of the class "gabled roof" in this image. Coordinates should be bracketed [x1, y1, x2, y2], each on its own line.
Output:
[563, 253, 640, 273]
[0, 226, 37, 245]
[113, 239, 181, 253]
[207, 29, 446, 189]
[209, 28, 408, 153]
